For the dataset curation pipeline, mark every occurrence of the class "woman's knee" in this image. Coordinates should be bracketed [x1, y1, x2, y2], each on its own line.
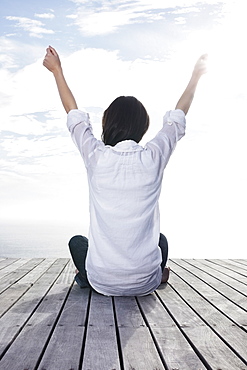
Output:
[68, 235, 88, 251]
[159, 233, 168, 248]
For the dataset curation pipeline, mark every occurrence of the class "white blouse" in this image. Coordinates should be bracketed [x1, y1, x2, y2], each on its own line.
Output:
[67, 108, 186, 295]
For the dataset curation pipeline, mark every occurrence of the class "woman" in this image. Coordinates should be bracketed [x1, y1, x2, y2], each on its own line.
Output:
[43, 46, 207, 296]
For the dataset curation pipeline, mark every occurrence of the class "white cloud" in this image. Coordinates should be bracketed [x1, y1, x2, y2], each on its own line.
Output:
[6, 16, 54, 38]
[35, 13, 55, 19]
[69, 0, 226, 36]
[75, 9, 132, 36]
[0, 36, 45, 71]
[0, 53, 18, 69]
[0, 37, 20, 69]
[68, 1, 164, 36]
[171, 6, 200, 14]
[66, 14, 78, 19]
[69, 0, 218, 6]
[174, 17, 186, 24]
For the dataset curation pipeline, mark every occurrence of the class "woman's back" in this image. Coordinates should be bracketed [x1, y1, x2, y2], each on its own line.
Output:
[67, 109, 185, 295]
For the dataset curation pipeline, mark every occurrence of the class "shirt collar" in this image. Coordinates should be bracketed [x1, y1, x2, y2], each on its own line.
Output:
[110, 140, 143, 152]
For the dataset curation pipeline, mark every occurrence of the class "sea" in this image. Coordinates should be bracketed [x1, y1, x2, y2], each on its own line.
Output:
[0, 220, 246, 259]
[0, 220, 88, 258]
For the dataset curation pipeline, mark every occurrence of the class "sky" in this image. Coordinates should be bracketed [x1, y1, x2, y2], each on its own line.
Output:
[0, 0, 246, 258]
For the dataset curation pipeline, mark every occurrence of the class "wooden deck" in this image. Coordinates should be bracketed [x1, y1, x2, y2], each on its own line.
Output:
[0, 258, 246, 370]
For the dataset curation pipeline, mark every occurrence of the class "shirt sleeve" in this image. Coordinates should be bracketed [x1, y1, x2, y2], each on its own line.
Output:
[67, 109, 102, 168]
[146, 109, 186, 169]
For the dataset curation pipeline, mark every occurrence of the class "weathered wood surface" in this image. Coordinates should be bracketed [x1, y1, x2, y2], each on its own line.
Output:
[0, 258, 246, 370]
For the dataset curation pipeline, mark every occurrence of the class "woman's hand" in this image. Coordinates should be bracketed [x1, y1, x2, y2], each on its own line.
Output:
[43, 46, 77, 113]
[43, 46, 62, 74]
[175, 54, 208, 115]
[192, 54, 208, 80]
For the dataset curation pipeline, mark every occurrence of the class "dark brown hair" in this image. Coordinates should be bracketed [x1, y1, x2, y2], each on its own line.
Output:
[101, 96, 149, 146]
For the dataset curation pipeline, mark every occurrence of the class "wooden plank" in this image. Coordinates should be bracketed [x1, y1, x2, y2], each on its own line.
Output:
[114, 296, 165, 370]
[82, 291, 121, 370]
[0, 259, 57, 318]
[197, 259, 247, 285]
[0, 258, 44, 294]
[55, 259, 75, 285]
[17, 258, 57, 285]
[231, 259, 247, 267]
[137, 293, 207, 369]
[156, 273, 247, 369]
[114, 295, 145, 327]
[171, 259, 247, 310]
[210, 259, 247, 275]
[0, 258, 69, 359]
[0, 283, 31, 318]
[35, 258, 70, 286]
[0, 260, 71, 370]
[0, 259, 19, 271]
[167, 266, 247, 365]
[119, 326, 165, 370]
[183, 259, 247, 294]
[0, 258, 30, 280]
[168, 261, 247, 329]
[38, 286, 90, 370]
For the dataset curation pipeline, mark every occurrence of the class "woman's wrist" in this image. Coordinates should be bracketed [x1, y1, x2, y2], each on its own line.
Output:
[53, 66, 63, 78]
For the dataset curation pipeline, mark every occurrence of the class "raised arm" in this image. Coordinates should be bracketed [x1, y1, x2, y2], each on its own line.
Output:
[43, 46, 78, 113]
[175, 54, 208, 115]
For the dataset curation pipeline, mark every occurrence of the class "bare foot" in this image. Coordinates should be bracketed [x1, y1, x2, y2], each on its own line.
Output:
[161, 266, 170, 283]
[75, 269, 79, 274]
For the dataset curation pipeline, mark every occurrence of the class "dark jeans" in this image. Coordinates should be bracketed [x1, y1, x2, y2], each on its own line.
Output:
[68, 233, 168, 289]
